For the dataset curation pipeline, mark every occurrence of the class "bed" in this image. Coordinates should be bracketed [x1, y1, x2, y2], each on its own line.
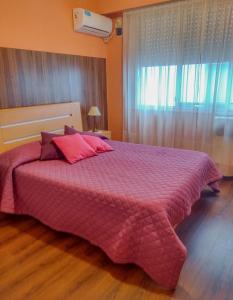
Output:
[0, 103, 222, 290]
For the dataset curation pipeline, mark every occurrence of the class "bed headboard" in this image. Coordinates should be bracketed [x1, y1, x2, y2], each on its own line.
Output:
[0, 102, 82, 152]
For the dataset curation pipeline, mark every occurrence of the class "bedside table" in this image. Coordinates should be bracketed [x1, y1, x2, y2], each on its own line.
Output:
[91, 130, 111, 139]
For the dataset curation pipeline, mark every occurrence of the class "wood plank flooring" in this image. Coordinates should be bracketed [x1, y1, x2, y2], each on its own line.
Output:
[0, 180, 233, 300]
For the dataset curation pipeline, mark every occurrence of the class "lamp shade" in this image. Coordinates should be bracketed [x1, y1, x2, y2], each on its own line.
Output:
[88, 106, 101, 117]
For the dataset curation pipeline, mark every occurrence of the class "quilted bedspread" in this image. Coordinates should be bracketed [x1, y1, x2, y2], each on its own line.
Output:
[0, 141, 222, 289]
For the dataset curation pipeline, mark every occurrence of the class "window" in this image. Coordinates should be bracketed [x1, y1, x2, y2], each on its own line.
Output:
[139, 62, 233, 110]
[139, 65, 177, 108]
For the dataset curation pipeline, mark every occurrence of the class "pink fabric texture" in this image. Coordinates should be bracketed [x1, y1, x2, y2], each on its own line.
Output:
[0, 141, 222, 289]
[0, 142, 41, 213]
[52, 133, 96, 164]
[82, 134, 113, 153]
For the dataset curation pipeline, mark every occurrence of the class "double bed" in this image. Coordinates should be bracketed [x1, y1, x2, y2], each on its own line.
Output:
[0, 103, 222, 290]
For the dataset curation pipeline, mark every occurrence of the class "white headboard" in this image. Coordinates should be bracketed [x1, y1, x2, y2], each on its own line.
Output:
[0, 102, 83, 152]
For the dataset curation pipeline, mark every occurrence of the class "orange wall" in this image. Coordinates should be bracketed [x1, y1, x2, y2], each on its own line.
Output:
[0, 0, 106, 58]
[106, 28, 123, 141]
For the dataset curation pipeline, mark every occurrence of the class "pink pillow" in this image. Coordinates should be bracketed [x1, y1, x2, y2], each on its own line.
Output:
[82, 134, 113, 153]
[64, 125, 109, 140]
[40, 132, 64, 161]
[52, 133, 96, 164]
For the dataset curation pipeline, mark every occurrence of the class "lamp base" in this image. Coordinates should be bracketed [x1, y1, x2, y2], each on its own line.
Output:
[92, 116, 97, 132]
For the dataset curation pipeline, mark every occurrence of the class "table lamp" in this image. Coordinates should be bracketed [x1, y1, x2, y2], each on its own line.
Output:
[88, 106, 101, 132]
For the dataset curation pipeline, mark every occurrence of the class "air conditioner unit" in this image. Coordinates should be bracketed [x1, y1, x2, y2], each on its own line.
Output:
[73, 8, 112, 38]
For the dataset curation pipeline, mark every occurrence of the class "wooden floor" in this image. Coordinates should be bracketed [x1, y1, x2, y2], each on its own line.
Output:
[0, 180, 233, 300]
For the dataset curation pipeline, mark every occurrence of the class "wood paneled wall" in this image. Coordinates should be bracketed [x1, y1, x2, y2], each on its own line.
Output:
[0, 47, 107, 130]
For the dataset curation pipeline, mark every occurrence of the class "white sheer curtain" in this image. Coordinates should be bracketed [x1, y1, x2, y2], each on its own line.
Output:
[123, 0, 233, 171]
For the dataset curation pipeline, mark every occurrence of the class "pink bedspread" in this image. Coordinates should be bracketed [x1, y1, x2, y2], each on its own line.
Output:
[0, 141, 222, 289]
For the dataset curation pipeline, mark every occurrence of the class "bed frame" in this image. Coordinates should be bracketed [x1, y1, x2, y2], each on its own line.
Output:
[0, 102, 83, 153]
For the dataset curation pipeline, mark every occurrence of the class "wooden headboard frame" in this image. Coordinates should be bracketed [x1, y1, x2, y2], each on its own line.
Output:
[0, 102, 83, 152]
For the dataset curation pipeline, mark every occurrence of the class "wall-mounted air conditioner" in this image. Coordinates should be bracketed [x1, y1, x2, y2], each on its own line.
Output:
[73, 8, 112, 38]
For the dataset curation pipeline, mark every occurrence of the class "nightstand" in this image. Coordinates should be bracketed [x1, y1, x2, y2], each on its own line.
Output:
[92, 130, 111, 139]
